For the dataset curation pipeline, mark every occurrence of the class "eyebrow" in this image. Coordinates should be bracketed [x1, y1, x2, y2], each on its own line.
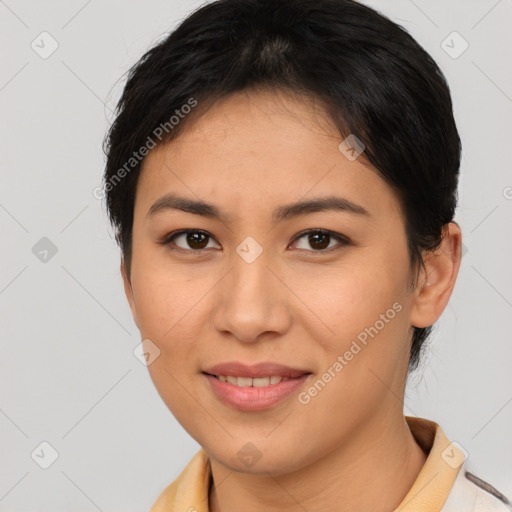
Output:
[147, 193, 370, 223]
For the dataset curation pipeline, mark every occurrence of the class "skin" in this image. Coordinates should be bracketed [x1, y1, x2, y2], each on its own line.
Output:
[121, 88, 462, 512]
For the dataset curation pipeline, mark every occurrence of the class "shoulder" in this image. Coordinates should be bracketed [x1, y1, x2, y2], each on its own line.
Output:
[441, 460, 512, 511]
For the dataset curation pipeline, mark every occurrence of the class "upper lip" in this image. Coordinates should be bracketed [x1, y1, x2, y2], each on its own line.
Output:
[203, 361, 311, 379]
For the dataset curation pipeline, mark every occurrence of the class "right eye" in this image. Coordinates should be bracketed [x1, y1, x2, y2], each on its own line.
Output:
[161, 229, 221, 252]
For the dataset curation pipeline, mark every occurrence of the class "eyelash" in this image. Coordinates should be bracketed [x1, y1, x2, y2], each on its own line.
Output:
[159, 228, 351, 254]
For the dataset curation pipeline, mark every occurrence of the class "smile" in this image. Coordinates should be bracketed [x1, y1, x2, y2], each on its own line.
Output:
[202, 372, 312, 411]
[211, 375, 291, 387]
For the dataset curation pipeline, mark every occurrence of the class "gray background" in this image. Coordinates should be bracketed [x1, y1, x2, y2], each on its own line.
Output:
[1, 0, 511, 510]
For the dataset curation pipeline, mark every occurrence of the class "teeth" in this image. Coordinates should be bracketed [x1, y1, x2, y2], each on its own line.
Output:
[215, 375, 291, 387]
[237, 377, 253, 387]
[252, 377, 270, 387]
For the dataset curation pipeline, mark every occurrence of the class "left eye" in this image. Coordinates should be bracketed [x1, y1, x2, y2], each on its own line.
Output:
[290, 229, 350, 252]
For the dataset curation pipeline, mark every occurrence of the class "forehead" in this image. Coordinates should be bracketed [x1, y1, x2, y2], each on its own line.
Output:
[134, 89, 401, 223]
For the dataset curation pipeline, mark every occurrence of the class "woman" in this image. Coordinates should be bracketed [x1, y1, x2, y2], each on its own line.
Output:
[102, 0, 511, 510]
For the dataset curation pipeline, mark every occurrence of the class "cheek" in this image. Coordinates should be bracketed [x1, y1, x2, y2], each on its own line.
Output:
[290, 246, 413, 408]
[294, 270, 410, 433]
[129, 253, 215, 425]
[130, 246, 215, 344]
[297, 248, 410, 345]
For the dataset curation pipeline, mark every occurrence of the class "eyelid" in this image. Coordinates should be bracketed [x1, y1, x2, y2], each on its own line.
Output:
[161, 228, 351, 254]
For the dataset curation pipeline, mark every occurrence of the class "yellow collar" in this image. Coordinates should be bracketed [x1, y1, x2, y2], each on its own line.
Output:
[150, 416, 464, 512]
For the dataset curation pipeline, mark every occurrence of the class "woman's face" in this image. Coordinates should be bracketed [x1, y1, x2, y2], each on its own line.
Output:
[123, 89, 421, 474]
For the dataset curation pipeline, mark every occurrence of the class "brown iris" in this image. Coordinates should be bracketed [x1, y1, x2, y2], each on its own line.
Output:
[186, 232, 210, 249]
[308, 232, 330, 250]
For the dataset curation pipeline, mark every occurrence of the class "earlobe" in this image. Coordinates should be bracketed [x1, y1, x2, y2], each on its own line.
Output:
[121, 259, 139, 328]
[410, 222, 462, 328]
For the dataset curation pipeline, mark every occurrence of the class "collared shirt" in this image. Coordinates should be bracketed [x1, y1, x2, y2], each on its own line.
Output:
[150, 416, 511, 512]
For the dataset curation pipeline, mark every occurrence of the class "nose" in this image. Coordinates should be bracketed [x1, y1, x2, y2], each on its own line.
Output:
[213, 253, 292, 344]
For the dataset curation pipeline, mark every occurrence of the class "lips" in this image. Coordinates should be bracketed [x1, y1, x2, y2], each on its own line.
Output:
[202, 361, 312, 411]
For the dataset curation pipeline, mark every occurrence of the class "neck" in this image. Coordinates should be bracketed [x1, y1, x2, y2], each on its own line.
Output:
[208, 413, 427, 512]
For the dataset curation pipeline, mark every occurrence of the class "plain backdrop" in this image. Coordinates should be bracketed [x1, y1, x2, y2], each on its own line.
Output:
[1, 0, 511, 510]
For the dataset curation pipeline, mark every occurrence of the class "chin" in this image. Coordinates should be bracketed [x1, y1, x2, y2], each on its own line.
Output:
[206, 439, 314, 477]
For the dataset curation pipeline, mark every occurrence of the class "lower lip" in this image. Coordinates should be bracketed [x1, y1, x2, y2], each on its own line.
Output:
[203, 373, 310, 411]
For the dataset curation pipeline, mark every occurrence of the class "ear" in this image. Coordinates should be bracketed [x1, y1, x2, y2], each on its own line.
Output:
[121, 259, 139, 328]
[410, 222, 462, 328]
